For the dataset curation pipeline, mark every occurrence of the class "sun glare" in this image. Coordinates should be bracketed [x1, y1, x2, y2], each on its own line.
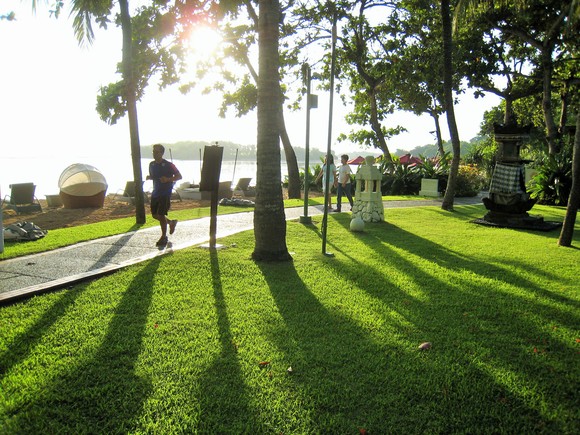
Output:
[187, 26, 222, 60]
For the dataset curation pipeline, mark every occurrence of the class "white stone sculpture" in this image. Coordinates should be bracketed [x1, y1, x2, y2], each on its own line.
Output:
[352, 156, 384, 223]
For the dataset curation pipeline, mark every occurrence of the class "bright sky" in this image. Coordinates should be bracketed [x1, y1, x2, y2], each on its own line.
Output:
[0, 1, 500, 160]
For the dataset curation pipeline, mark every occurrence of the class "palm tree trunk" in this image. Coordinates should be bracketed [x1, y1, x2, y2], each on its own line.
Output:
[252, 0, 291, 261]
[558, 110, 580, 246]
[119, 0, 145, 224]
[241, 1, 300, 200]
[279, 109, 301, 199]
[441, 0, 460, 211]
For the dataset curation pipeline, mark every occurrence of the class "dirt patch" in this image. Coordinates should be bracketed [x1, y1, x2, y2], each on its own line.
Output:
[2, 196, 210, 231]
[2, 189, 311, 231]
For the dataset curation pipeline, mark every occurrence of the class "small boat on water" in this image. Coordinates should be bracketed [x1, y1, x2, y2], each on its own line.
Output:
[58, 163, 108, 208]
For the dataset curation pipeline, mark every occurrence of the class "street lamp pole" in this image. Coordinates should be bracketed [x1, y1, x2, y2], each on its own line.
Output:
[300, 63, 316, 224]
[321, 12, 337, 257]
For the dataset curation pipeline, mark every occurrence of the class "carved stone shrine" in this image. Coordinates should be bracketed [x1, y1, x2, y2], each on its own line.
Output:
[477, 124, 560, 231]
[352, 156, 384, 223]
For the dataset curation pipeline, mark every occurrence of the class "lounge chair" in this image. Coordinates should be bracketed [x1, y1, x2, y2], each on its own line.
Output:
[2, 183, 42, 214]
[177, 180, 232, 200]
[112, 181, 149, 204]
[233, 178, 255, 197]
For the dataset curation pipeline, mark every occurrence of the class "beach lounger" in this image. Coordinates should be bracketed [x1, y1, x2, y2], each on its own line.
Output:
[233, 178, 255, 197]
[112, 181, 149, 204]
[2, 183, 42, 214]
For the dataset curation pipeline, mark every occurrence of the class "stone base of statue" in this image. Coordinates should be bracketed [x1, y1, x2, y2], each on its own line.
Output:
[352, 200, 384, 223]
[473, 211, 561, 231]
[482, 195, 536, 214]
[475, 194, 560, 231]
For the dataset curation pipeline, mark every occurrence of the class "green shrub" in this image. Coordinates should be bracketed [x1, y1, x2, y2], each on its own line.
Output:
[283, 163, 323, 191]
[418, 152, 451, 180]
[528, 150, 572, 205]
[463, 143, 496, 187]
[414, 153, 450, 193]
[380, 156, 422, 195]
[455, 164, 486, 197]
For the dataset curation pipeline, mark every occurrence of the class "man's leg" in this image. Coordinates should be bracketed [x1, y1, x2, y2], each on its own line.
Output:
[169, 219, 178, 235]
[345, 183, 354, 209]
[159, 215, 168, 237]
[336, 184, 343, 211]
[152, 196, 171, 246]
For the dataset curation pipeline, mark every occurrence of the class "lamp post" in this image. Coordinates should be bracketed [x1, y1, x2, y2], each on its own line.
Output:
[300, 63, 318, 224]
[321, 12, 337, 257]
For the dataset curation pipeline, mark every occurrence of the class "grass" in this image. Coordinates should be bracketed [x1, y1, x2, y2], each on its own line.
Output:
[0, 195, 429, 260]
[0, 204, 578, 433]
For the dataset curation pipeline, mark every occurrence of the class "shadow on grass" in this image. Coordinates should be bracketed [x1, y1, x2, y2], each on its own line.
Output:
[0, 284, 87, 381]
[195, 248, 253, 431]
[257, 260, 403, 432]
[428, 205, 570, 241]
[321, 219, 578, 432]
[3, 257, 162, 433]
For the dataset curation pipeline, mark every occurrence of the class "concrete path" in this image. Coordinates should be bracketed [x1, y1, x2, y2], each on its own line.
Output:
[0, 197, 483, 304]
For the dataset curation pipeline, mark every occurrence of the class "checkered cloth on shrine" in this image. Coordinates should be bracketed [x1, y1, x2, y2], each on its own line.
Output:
[489, 163, 525, 194]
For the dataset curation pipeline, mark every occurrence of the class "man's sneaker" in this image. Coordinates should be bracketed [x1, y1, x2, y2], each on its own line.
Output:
[156, 236, 168, 247]
[169, 219, 178, 235]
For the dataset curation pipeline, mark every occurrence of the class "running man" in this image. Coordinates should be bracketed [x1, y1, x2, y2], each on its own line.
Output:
[146, 144, 182, 247]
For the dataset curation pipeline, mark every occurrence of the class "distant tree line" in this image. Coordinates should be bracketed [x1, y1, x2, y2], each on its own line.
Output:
[141, 140, 368, 162]
[142, 137, 484, 162]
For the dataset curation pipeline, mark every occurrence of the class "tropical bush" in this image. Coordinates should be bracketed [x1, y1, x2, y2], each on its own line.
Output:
[417, 152, 451, 180]
[417, 152, 451, 193]
[463, 143, 496, 187]
[284, 163, 323, 191]
[528, 150, 573, 205]
[454, 164, 487, 197]
[380, 156, 422, 195]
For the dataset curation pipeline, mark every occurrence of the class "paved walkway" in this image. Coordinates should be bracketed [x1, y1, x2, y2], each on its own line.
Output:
[0, 197, 483, 304]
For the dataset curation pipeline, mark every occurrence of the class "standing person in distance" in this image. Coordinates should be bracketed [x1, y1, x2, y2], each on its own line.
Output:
[146, 144, 182, 247]
[315, 155, 337, 211]
[336, 154, 354, 212]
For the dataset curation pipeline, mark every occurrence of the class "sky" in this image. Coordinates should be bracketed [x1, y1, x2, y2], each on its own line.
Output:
[0, 1, 501, 161]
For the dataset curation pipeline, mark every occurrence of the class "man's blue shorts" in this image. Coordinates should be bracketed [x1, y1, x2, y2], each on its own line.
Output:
[150, 195, 171, 216]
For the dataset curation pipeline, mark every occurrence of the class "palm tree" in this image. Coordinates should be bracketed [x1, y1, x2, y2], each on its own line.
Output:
[441, 0, 461, 211]
[252, 0, 291, 261]
[118, 0, 146, 224]
[34, 0, 146, 223]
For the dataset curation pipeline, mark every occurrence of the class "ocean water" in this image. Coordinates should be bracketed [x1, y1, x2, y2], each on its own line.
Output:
[1, 156, 296, 200]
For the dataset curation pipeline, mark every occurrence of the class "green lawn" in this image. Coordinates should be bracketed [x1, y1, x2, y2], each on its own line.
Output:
[0, 204, 578, 433]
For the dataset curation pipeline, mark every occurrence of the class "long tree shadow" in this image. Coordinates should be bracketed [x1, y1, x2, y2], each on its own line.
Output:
[257, 260, 432, 432]
[92, 230, 143, 267]
[319, 221, 578, 431]
[428, 204, 570, 241]
[0, 284, 88, 380]
[196, 248, 253, 431]
[5, 256, 162, 433]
